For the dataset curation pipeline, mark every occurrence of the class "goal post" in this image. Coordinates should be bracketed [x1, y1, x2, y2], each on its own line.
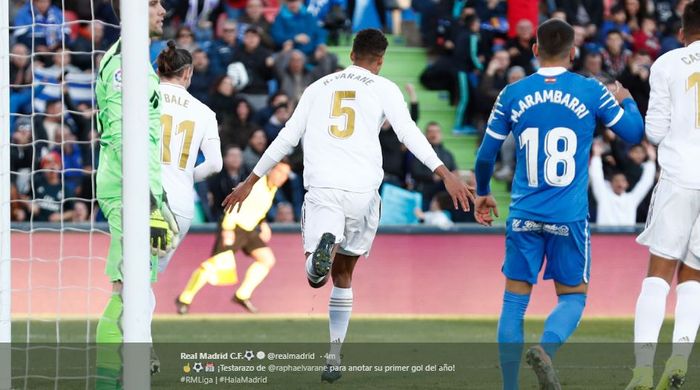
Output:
[1, 0, 12, 388]
[120, 0, 152, 388]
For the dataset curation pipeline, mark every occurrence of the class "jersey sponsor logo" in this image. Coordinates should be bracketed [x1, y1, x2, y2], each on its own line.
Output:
[511, 218, 542, 232]
[543, 223, 570, 236]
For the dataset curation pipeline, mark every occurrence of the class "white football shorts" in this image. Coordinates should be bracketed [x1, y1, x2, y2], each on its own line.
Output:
[301, 187, 381, 257]
[637, 177, 700, 269]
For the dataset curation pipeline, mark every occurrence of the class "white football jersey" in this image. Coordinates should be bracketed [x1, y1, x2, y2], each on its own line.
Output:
[646, 40, 700, 188]
[159, 82, 219, 217]
[253, 65, 443, 192]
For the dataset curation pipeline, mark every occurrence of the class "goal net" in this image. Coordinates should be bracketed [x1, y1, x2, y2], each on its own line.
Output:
[3, 0, 126, 387]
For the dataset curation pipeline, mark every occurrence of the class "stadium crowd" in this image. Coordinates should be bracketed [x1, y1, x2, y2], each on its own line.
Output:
[8, 0, 682, 226]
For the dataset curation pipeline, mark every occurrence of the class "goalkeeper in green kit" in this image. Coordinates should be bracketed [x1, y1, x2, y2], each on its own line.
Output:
[94, 0, 177, 386]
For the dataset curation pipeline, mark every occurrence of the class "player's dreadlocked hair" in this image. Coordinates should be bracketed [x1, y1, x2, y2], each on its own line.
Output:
[683, 0, 700, 37]
[157, 41, 193, 79]
[351, 29, 388, 61]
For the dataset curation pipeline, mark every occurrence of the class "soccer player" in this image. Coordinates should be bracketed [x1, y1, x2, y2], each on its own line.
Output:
[175, 162, 291, 314]
[222, 29, 474, 383]
[156, 40, 222, 273]
[473, 19, 644, 389]
[94, 0, 176, 385]
[627, 2, 700, 389]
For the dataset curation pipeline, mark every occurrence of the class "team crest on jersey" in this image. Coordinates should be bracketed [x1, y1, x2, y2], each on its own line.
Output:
[113, 69, 122, 90]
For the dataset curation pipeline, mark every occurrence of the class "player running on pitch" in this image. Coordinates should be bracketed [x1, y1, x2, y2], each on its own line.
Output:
[156, 40, 222, 273]
[474, 19, 644, 389]
[95, 0, 178, 386]
[175, 162, 290, 314]
[222, 29, 474, 383]
[627, 2, 700, 389]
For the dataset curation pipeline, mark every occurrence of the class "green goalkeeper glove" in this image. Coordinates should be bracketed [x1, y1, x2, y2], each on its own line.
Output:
[150, 209, 173, 257]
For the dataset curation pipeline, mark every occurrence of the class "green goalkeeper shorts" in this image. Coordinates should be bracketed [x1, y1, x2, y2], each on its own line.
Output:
[98, 196, 158, 283]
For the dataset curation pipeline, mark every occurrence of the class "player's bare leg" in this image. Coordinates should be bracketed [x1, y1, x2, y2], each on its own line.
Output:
[322, 253, 359, 383]
[655, 262, 700, 390]
[627, 255, 678, 390]
[305, 232, 338, 288]
[233, 247, 277, 313]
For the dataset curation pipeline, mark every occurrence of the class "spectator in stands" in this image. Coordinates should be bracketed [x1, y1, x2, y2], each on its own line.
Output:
[175, 26, 199, 53]
[492, 66, 526, 182]
[409, 122, 458, 210]
[506, 19, 536, 74]
[232, 27, 274, 111]
[238, 0, 275, 50]
[601, 29, 632, 78]
[207, 145, 247, 221]
[452, 14, 485, 134]
[54, 126, 83, 197]
[221, 98, 257, 149]
[263, 102, 290, 143]
[253, 91, 290, 127]
[572, 24, 589, 70]
[13, 0, 70, 50]
[189, 49, 216, 106]
[624, 0, 648, 33]
[70, 201, 90, 223]
[618, 50, 651, 115]
[273, 202, 295, 223]
[49, 47, 82, 75]
[415, 192, 454, 229]
[10, 43, 31, 91]
[10, 118, 35, 196]
[271, 0, 328, 57]
[380, 84, 418, 188]
[553, 0, 603, 26]
[70, 21, 108, 71]
[169, 0, 219, 40]
[209, 75, 237, 137]
[579, 51, 605, 78]
[633, 17, 661, 59]
[598, 4, 632, 44]
[476, 49, 510, 128]
[590, 140, 656, 226]
[32, 152, 68, 222]
[208, 20, 239, 76]
[243, 129, 267, 172]
[10, 182, 30, 222]
[274, 49, 333, 104]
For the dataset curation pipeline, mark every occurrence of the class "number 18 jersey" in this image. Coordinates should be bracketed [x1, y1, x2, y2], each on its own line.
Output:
[487, 68, 624, 222]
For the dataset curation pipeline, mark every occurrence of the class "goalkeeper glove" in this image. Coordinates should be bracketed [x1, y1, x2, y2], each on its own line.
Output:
[161, 197, 180, 250]
[150, 209, 173, 257]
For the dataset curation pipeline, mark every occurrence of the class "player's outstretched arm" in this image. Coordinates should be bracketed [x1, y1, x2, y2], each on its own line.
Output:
[473, 130, 504, 226]
[222, 173, 261, 213]
[435, 165, 475, 212]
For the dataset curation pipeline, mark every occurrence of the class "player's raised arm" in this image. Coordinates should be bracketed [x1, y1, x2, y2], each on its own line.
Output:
[596, 81, 644, 144]
[383, 83, 474, 211]
[222, 83, 313, 212]
[644, 60, 671, 144]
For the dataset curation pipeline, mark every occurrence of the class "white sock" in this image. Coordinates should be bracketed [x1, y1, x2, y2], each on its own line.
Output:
[671, 281, 700, 359]
[634, 277, 670, 368]
[328, 287, 353, 366]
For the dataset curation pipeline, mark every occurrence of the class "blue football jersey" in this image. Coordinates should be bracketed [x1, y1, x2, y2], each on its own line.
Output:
[486, 68, 624, 222]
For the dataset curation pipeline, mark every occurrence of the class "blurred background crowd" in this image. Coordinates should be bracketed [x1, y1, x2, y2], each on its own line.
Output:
[8, 0, 682, 227]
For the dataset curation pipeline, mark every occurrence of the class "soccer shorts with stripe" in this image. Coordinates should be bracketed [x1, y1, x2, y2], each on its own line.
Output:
[503, 217, 591, 286]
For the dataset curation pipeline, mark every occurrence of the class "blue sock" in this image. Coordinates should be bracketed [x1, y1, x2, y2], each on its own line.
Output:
[541, 293, 587, 359]
[498, 291, 530, 390]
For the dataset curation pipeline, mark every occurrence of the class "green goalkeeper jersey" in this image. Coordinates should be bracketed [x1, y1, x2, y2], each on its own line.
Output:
[95, 39, 163, 204]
